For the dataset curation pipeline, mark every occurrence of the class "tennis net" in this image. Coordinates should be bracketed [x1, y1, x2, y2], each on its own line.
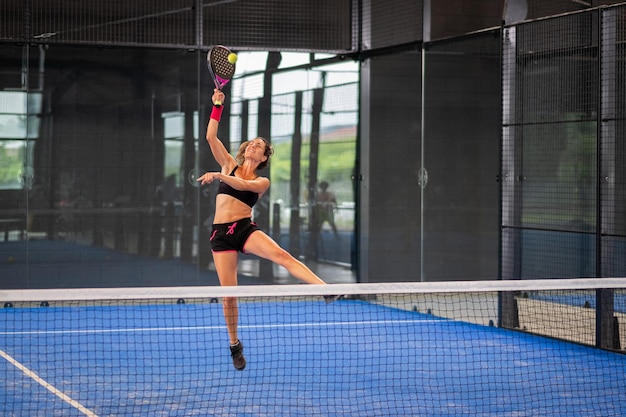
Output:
[1, 278, 626, 417]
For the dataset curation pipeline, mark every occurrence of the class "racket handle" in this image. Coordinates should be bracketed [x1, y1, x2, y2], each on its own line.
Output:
[214, 100, 222, 107]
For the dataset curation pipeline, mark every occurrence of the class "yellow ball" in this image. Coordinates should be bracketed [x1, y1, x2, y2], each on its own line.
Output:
[227, 53, 238, 64]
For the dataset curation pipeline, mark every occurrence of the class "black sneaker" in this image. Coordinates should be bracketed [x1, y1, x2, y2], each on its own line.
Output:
[229, 340, 246, 371]
[323, 295, 344, 304]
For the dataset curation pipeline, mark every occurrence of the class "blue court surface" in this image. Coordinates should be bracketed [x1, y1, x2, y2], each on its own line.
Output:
[1, 298, 625, 416]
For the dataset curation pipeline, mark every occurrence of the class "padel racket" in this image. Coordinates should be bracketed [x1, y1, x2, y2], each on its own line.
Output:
[207, 45, 236, 107]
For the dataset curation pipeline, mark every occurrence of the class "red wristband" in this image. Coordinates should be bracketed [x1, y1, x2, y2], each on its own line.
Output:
[210, 106, 223, 121]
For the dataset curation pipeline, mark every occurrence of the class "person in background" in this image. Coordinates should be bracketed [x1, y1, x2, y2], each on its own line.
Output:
[315, 181, 338, 237]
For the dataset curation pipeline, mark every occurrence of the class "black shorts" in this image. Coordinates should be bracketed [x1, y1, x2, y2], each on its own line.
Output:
[210, 218, 260, 253]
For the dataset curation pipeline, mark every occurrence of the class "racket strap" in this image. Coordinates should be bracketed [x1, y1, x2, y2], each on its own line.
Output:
[210, 106, 224, 121]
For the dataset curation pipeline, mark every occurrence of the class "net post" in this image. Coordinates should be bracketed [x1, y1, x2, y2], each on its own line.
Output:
[595, 288, 617, 350]
[499, 289, 519, 329]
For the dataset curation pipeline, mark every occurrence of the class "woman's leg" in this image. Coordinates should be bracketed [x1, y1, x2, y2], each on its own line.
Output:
[243, 231, 327, 285]
[212, 251, 240, 344]
[213, 250, 246, 370]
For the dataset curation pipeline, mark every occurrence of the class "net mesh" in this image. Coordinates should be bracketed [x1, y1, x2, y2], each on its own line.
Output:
[2, 279, 625, 416]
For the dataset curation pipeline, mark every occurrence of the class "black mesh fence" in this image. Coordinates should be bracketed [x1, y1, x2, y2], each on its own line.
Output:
[2, 0, 354, 52]
[502, 4, 626, 279]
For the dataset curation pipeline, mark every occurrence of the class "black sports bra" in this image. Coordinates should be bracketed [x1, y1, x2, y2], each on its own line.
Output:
[217, 167, 259, 208]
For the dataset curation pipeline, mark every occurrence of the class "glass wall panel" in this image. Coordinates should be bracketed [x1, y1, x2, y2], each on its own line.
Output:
[226, 56, 359, 283]
[0, 45, 31, 282]
[0, 45, 358, 288]
[422, 33, 501, 281]
[0, 45, 213, 288]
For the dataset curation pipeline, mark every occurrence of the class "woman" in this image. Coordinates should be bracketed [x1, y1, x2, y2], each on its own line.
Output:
[198, 89, 339, 371]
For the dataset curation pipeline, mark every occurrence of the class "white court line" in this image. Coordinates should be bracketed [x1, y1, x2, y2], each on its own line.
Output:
[0, 319, 440, 336]
[0, 349, 98, 417]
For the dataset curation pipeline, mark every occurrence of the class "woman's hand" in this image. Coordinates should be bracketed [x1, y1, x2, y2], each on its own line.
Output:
[197, 172, 221, 185]
[212, 89, 225, 106]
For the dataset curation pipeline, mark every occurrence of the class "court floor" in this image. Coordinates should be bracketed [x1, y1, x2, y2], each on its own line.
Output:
[1, 298, 625, 416]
